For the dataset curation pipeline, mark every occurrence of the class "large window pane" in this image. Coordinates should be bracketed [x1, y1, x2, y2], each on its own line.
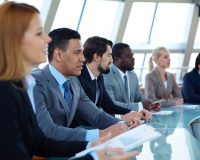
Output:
[166, 53, 184, 82]
[123, 2, 156, 45]
[8, 0, 44, 11]
[51, 0, 85, 31]
[194, 21, 200, 49]
[78, 0, 122, 43]
[151, 3, 193, 45]
[188, 52, 199, 71]
[133, 53, 145, 84]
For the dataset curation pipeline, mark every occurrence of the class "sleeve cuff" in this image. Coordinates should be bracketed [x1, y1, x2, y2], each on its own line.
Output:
[115, 114, 122, 119]
[138, 102, 143, 111]
[86, 129, 99, 141]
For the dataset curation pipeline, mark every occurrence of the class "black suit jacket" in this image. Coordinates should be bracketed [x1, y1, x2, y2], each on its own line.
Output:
[78, 65, 131, 115]
[0, 81, 92, 160]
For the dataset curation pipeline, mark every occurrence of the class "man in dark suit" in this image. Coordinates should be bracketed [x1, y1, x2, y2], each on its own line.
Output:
[78, 36, 151, 122]
[182, 53, 200, 104]
[32, 28, 129, 143]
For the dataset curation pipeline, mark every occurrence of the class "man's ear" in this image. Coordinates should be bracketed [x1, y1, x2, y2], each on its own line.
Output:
[53, 48, 63, 62]
[198, 64, 200, 70]
[93, 53, 100, 62]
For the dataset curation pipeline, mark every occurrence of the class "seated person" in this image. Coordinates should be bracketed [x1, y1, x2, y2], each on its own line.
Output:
[78, 36, 151, 123]
[145, 46, 183, 107]
[103, 43, 159, 111]
[182, 53, 200, 104]
[0, 2, 139, 160]
[32, 28, 129, 142]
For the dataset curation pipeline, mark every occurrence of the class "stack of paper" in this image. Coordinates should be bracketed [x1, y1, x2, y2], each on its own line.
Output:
[74, 124, 162, 158]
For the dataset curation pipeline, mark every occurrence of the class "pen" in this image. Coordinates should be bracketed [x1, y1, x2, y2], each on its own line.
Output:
[152, 100, 164, 104]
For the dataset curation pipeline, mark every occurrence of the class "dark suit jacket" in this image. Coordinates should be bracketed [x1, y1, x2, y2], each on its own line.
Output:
[182, 68, 200, 104]
[0, 81, 92, 160]
[78, 65, 131, 115]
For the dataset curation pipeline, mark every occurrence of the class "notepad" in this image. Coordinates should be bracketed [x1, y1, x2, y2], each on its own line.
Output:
[74, 124, 161, 158]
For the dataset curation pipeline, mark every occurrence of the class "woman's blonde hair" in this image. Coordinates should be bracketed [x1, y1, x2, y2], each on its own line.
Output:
[149, 46, 167, 72]
[0, 2, 39, 80]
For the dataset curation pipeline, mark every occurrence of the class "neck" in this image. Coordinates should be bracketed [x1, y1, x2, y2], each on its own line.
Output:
[87, 63, 100, 77]
[156, 66, 166, 80]
[115, 63, 126, 73]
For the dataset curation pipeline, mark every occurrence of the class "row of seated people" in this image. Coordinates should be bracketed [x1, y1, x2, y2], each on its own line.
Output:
[103, 45, 200, 108]
[31, 28, 200, 159]
[0, 2, 139, 160]
[1, 1, 199, 159]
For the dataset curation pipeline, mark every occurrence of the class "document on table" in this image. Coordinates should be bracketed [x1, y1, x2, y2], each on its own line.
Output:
[176, 105, 200, 109]
[151, 110, 173, 115]
[74, 124, 162, 158]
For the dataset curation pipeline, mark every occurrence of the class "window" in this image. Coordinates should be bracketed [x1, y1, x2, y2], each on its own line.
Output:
[151, 3, 193, 45]
[123, 2, 156, 45]
[78, 0, 122, 43]
[194, 21, 200, 49]
[51, 0, 85, 31]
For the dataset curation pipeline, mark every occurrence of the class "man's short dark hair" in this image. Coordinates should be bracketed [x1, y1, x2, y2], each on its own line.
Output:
[195, 53, 200, 69]
[83, 36, 113, 63]
[112, 43, 130, 63]
[48, 28, 81, 62]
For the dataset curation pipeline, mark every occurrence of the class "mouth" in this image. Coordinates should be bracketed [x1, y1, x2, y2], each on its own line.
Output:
[43, 48, 48, 55]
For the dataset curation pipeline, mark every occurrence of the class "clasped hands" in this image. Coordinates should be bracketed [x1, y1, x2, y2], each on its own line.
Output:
[142, 99, 161, 112]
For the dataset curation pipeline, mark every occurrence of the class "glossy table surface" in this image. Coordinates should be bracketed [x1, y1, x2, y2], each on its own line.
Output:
[49, 105, 200, 160]
[133, 105, 200, 160]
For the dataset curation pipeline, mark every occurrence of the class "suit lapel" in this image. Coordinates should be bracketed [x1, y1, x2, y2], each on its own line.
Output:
[112, 65, 129, 102]
[166, 72, 172, 97]
[43, 66, 71, 121]
[68, 78, 80, 125]
[154, 68, 168, 98]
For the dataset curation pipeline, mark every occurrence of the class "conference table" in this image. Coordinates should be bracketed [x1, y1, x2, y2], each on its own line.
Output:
[50, 105, 200, 160]
[133, 105, 200, 160]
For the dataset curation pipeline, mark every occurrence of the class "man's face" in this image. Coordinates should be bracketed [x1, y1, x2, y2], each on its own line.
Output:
[119, 47, 135, 71]
[60, 39, 85, 76]
[98, 45, 113, 74]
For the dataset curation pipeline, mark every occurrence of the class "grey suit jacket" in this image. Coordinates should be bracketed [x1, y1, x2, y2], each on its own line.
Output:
[32, 65, 119, 141]
[145, 67, 182, 107]
[103, 64, 146, 111]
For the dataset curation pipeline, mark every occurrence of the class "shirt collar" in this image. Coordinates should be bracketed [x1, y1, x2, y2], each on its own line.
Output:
[49, 64, 70, 86]
[86, 64, 97, 80]
[25, 74, 36, 89]
[115, 65, 128, 79]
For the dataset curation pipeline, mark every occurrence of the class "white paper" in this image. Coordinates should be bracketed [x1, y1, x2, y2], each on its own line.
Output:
[151, 110, 173, 115]
[176, 105, 200, 109]
[74, 124, 161, 158]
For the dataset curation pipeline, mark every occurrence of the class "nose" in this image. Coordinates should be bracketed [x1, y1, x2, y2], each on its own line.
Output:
[44, 32, 51, 43]
[80, 52, 85, 62]
[110, 56, 113, 63]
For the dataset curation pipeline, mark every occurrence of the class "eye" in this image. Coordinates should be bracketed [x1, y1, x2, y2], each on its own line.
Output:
[37, 32, 42, 36]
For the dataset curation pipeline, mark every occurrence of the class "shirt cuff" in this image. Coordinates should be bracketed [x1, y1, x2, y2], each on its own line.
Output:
[90, 151, 99, 160]
[138, 102, 143, 112]
[86, 129, 99, 141]
[115, 114, 121, 119]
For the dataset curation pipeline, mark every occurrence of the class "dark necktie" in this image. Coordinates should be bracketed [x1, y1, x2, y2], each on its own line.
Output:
[124, 75, 130, 102]
[63, 80, 72, 111]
